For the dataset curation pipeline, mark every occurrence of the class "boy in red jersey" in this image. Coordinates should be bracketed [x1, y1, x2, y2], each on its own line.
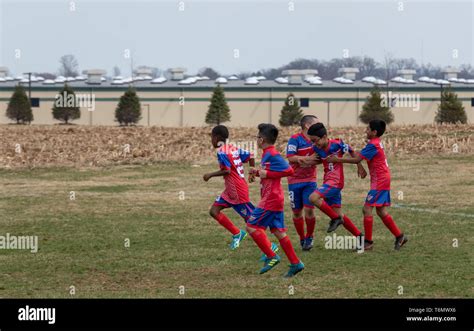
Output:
[203, 125, 255, 250]
[247, 124, 304, 277]
[326, 120, 408, 250]
[307, 123, 366, 238]
[286, 115, 320, 251]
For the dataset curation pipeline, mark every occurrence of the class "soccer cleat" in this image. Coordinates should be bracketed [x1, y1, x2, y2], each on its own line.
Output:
[230, 230, 247, 250]
[394, 234, 408, 250]
[259, 255, 281, 274]
[364, 239, 374, 251]
[259, 243, 279, 262]
[327, 216, 344, 233]
[300, 239, 305, 249]
[284, 261, 305, 278]
[302, 236, 314, 251]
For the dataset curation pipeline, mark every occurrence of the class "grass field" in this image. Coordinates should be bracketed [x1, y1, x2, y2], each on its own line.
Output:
[0, 154, 473, 298]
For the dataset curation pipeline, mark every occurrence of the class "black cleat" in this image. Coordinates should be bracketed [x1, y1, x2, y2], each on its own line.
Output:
[327, 217, 344, 233]
[300, 239, 305, 250]
[364, 239, 374, 251]
[394, 234, 408, 250]
[302, 236, 314, 251]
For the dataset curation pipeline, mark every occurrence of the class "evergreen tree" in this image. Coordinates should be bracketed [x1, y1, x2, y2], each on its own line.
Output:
[115, 86, 142, 126]
[6, 85, 33, 124]
[359, 87, 394, 124]
[279, 93, 304, 126]
[52, 84, 81, 124]
[435, 87, 467, 124]
[205, 85, 231, 125]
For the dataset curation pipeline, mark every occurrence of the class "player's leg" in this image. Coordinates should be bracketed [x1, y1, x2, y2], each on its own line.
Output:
[376, 205, 407, 250]
[362, 204, 374, 250]
[272, 229, 304, 277]
[210, 202, 240, 236]
[211, 197, 246, 250]
[302, 182, 317, 250]
[288, 184, 306, 248]
[309, 186, 343, 230]
[246, 209, 281, 273]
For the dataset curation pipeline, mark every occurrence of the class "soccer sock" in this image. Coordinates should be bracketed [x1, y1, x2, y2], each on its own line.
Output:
[342, 215, 362, 236]
[364, 216, 374, 241]
[279, 236, 300, 264]
[381, 214, 402, 238]
[319, 200, 340, 219]
[305, 217, 316, 238]
[250, 229, 276, 258]
[293, 217, 306, 240]
[215, 213, 240, 236]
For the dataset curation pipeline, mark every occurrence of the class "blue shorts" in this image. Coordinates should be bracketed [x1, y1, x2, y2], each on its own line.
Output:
[314, 184, 342, 207]
[247, 208, 287, 233]
[288, 182, 317, 212]
[213, 196, 255, 221]
[365, 190, 391, 207]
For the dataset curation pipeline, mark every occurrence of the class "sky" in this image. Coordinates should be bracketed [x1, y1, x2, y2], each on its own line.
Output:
[0, 0, 473, 77]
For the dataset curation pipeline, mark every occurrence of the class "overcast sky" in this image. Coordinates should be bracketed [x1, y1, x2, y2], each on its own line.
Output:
[0, 0, 472, 77]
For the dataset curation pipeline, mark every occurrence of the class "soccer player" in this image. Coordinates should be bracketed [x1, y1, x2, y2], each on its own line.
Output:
[326, 119, 408, 250]
[203, 125, 255, 250]
[307, 123, 366, 238]
[286, 115, 320, 251]
[247, 123, 304, 277]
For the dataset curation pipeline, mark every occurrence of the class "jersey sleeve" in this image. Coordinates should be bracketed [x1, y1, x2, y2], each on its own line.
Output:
[359, 143, 378, 161]
[238, 148, 253, 163]
[217, 152, 232, 170]
[266, 153, 295, 178]
[339, 140, 353, 155]
[286, 137, 299, 157]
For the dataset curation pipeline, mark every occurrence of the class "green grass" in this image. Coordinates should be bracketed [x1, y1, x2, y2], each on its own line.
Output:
[0, 156, 473, 298]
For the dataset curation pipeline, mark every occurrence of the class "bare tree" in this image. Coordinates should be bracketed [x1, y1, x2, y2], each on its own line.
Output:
[113, 66, 121, 77]
[58, 55, 79, 77]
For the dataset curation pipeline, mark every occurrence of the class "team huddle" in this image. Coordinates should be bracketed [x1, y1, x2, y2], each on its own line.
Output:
[203, 117, 408, 278]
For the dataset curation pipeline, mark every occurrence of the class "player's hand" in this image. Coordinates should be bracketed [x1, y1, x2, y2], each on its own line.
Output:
[258, 170, 267, 179]
[203, 173, 212, 182]
[358, 166, 367, 179]
[248, 167, 256, 183]
[326, 155, 339, 163]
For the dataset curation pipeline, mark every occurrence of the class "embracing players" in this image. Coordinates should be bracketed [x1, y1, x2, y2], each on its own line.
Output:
[326, 119, 408, 250]
[307, 122, 365, 239]
[286, 115, 320, 251]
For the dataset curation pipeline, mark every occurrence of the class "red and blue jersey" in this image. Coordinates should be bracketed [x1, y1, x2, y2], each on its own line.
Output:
[286, 132, 317, 185]
[259, 145, 295, 211]
[359, 137, 391, 190]
[312, 139, 352, 189]
[217, 144, 253, 205]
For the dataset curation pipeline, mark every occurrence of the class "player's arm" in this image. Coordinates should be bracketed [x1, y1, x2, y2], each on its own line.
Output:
[286, 138, 313, 166]
[326, 154, 363, 164]
[239, 149, 256, 182]
[254, 154, 295, 179]
[204, 152, 232, 181]
[347, 143, 367, 178]
[203, 168, 230, 182]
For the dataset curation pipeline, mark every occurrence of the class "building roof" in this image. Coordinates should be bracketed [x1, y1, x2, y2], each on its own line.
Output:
[1, 77, 474, 91]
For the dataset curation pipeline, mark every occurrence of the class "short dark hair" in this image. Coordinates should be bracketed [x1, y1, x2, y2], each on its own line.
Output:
[369, 119, 386, 137]
[258, 123, 279, 144]
[300, 115, 318, 129]
[307, 122, 327, 138]
[211, 125, 229, 141]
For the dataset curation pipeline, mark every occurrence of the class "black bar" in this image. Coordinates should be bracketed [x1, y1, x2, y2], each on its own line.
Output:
[0, 299, 472, 330]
